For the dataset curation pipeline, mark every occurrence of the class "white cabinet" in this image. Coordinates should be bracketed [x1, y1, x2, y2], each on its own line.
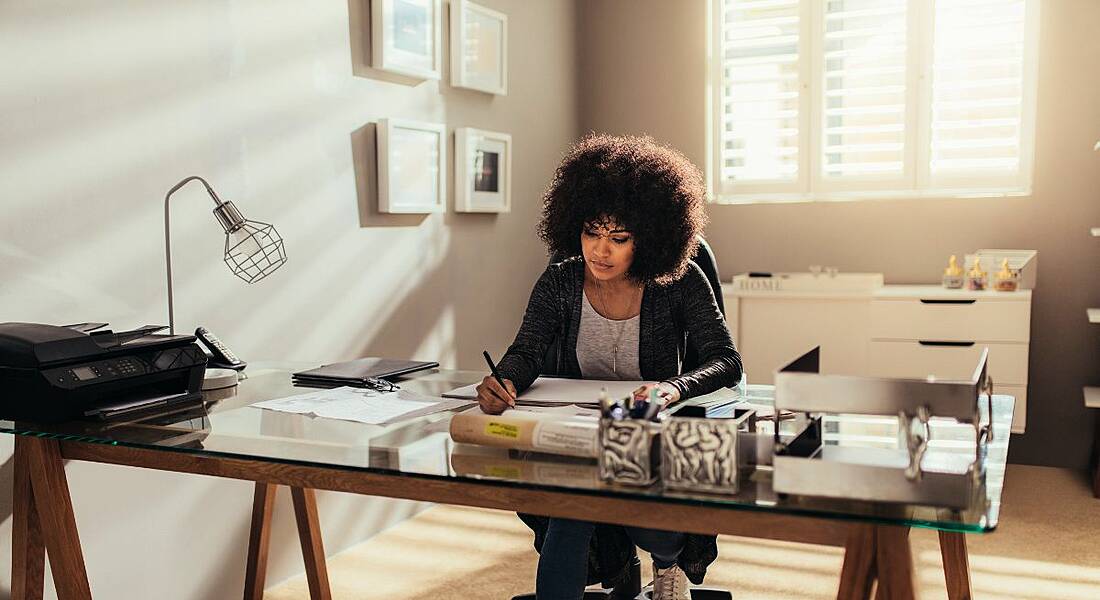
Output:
[727, 294, 870, 384]
[724, 284, 1032, 434]
[871, 286, 1031, 433]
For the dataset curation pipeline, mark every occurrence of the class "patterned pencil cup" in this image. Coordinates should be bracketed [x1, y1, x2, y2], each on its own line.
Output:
[598, 418, 661, 486]
[660, 409, 755, 494]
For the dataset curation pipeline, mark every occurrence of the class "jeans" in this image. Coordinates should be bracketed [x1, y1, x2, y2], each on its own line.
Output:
[535, 517, 686, 600]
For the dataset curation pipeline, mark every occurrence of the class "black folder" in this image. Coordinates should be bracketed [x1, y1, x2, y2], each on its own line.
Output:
[291, 357, 438, 387]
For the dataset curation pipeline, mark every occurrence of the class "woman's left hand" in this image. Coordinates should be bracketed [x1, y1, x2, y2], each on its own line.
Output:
[632, 382, 680, 407]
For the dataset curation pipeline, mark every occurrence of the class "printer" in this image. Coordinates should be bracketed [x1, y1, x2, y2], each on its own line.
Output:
[0, 322, 208, 422]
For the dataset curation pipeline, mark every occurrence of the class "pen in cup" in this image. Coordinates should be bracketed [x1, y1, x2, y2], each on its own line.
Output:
[643, 387, 661, 420]
[598, 386, 614, 413]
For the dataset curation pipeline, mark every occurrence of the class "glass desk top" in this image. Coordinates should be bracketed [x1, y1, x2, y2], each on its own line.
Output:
[0, 365, 1013, 534]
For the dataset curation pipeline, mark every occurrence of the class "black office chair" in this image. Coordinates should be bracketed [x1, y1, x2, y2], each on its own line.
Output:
[510, 235, 734, 600]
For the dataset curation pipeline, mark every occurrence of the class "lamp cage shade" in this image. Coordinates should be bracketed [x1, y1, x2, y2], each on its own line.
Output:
[223, 219, 287, 283]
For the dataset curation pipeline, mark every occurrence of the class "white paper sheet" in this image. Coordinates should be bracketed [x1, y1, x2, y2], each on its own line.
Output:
[520, 404, 602, 418]
[443, 377, 644, 405]
[252, 386, 472, 425]
[441, 382, 480, 399]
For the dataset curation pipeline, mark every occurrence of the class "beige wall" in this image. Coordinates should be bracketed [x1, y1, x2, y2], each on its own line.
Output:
[579, 0, 1100, 469]
[0, 0, 579, 596]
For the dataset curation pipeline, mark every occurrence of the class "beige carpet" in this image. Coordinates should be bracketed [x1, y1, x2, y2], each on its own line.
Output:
[266, 465, 1100, 599]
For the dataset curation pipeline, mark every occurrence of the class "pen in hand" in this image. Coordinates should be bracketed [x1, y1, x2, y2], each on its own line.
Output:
[482, 350, 515, 408]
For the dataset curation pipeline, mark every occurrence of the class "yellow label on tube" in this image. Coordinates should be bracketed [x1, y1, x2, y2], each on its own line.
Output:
[486, 421, 519, 439]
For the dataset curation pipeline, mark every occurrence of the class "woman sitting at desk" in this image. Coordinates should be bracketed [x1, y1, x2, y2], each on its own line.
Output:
[475, 134, 743, 600]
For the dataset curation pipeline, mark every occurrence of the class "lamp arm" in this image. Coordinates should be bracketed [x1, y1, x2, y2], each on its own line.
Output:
[164, 176, 223, 335]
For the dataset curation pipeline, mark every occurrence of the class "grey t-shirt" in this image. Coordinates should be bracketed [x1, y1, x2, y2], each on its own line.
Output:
[576, 290, 641, 380]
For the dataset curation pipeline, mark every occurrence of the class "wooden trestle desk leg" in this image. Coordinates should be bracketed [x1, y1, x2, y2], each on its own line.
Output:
[290, 487, 332, 600]
[243, 484, 332, 600]
[11, 436, 92, 600]
[938, 531, 973, 600]
[12, 436, 46, 600]
[244, 482, 277, 600]
[837, 524, 974, 600]
[836, 524, 915, 600]
[837, 524, 877, 599]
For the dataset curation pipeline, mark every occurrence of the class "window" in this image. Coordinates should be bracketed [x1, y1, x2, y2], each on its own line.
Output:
[710, 0, 1039, 203]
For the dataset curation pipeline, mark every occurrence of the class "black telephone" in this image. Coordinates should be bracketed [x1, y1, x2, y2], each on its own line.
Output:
[194, 327, 247, 371]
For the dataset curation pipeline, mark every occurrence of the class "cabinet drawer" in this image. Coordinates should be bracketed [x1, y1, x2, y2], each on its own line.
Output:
[871, 298, 1030, 342]
[867, 340, 1029, 385]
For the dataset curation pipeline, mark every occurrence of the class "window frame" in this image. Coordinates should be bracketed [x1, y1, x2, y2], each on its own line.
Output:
[708, 0, 1040, 205]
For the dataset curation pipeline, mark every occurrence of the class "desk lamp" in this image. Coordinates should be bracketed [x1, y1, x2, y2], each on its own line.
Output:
[164, 176, 287, 387]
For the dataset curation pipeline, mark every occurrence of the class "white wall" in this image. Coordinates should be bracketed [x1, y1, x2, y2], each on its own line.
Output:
[0, 0, 580, 597]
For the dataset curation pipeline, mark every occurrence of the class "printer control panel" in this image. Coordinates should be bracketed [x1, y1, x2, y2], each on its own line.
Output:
[44, 346, 207, 389]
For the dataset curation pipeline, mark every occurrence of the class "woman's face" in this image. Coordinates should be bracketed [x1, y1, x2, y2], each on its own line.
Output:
[581, 218, 635, 283]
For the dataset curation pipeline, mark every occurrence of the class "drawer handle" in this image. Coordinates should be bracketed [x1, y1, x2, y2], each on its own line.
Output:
[918, 340, 976, 347]
[919, 299, 977, 305]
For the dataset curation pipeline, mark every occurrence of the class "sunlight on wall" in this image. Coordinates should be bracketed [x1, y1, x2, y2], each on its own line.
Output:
[0, 0, 577, 597]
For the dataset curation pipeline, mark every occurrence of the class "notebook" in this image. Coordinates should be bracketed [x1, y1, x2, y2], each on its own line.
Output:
[442, 377, 643, 407]
[292, 357, 439, 386]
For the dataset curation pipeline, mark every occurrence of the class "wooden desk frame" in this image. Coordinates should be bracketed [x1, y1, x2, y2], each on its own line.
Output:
[11, 435, 975, 600]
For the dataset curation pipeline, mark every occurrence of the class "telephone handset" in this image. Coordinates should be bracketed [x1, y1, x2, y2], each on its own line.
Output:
[194, 327, 247, 371]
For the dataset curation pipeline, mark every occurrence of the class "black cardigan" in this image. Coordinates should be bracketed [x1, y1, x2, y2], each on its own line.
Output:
[496, 257, 743, 587]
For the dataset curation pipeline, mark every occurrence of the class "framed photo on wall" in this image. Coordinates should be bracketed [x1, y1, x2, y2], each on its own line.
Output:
[372, 0, 443, 79]
[377, 119, 446, 213]
[455, 127, 511, 213]
[450, 0, 507, 95]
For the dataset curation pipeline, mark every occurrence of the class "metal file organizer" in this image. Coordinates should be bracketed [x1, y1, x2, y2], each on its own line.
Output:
[771, 347, 995, 508]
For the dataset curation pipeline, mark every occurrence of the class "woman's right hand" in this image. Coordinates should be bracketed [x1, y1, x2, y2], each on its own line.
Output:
[476, 375, 516, 414]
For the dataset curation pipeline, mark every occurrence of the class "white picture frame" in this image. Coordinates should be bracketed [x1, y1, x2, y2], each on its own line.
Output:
[454, 127, 511, 213]
[377, 119, 446, 214]
[450, 0, 507, 95]
[371, 0, 443, 79]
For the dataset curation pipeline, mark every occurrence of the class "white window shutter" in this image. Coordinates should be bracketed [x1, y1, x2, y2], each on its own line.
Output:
[930, 0, 1030, 187]
[818, 0, 909, 185]
[719, 0, 803, 190]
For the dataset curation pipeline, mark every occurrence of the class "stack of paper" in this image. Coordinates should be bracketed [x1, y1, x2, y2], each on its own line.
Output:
[252, 386, 472, 426]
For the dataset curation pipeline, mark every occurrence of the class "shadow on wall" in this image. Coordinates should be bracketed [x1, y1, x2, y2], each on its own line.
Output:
[236, 0, 543, 368]
[347, 0, 430, 86]
[350, 122, 430, 229]
[2, 4, 344, 257]
[347, 118, 526, 365]
[0, 17, 363, 326]
[0, 2, 564, 597]
[343, 0, 535, 366]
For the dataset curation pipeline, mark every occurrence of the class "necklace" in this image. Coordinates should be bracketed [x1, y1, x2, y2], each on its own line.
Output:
[593, 278, 641, 375]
